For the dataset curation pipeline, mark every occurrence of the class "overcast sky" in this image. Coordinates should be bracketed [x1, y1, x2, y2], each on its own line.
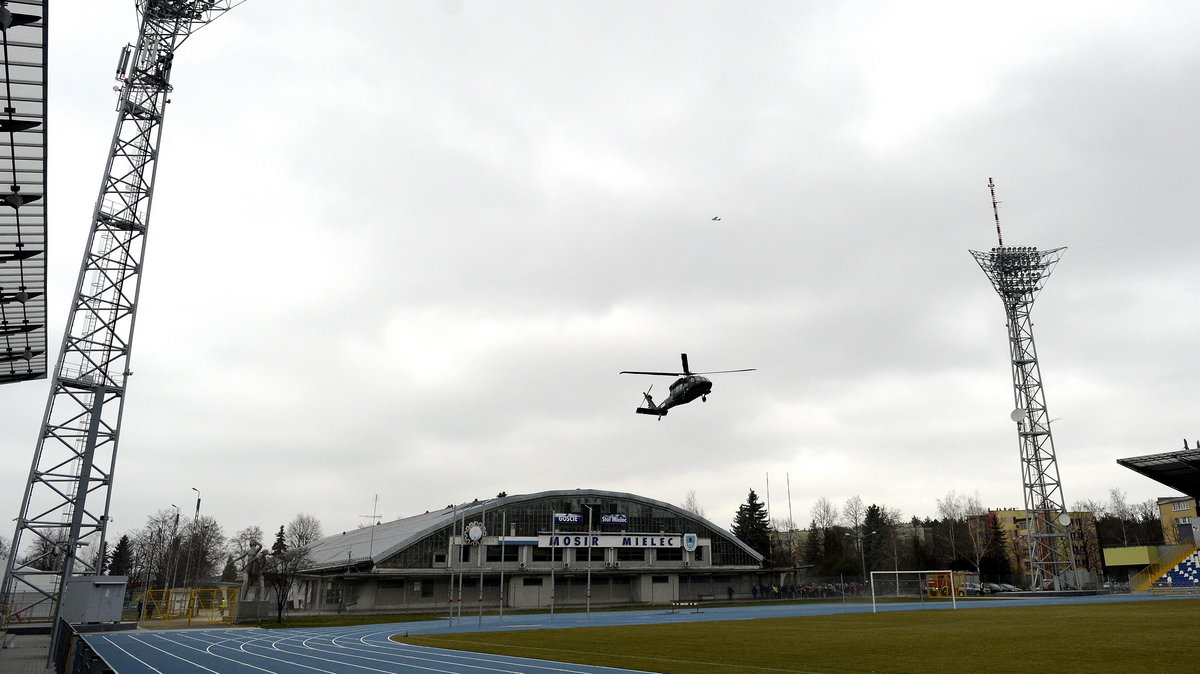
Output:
[2, 1, 1197, 549]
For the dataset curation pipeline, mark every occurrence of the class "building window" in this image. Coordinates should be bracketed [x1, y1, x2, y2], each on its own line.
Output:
[616, 548, 645, 562]
[694, 546, 705, 562]
[485, 546, 520, 563]
[522, 577, 543, 586]
[1178, 517, 1192, 524]
[575, 547, 604, 562]
[656, 547, 683, 562]
[651, 575, 669, 584]
[1172, 501, 1193, 512]
[433, 553, 446, 564]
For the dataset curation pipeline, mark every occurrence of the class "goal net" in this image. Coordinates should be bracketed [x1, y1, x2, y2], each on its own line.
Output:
[869, 570, 961, 613]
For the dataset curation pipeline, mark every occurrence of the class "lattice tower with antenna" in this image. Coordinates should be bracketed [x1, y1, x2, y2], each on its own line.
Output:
[2, 0, 246, 631]
[970, 178, 1078, 591]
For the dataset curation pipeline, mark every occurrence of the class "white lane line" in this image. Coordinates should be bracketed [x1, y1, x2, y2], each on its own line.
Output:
[145, 631, 321, 674]
[91, 635, 169, 674]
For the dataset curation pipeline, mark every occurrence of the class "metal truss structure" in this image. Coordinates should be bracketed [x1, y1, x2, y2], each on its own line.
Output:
[0, 0, 47, 383]
[971, 244, 1078, 590]
[2, 0, 244, 631]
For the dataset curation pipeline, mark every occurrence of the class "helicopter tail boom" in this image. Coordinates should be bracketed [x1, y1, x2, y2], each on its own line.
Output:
[636, 407, 666, 416]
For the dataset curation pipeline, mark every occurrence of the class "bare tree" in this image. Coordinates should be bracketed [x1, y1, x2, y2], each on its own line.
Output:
[17, 528, 70, 571]
[1072, 498, 1108, 518]
[285, 514, 324, 549]
[129, 509, 183, 589]
[183, 515, 226, 585]
[963, 492, 989, 572]
[681, 490, 705, 518]
[842, 495, 865, 533]
[811, 497, 837, 531]
[936, 490, 966, 562]
[229, 526, 264, 561]
[263, 545, 311, 623]
[1108, 487, 1131, 546]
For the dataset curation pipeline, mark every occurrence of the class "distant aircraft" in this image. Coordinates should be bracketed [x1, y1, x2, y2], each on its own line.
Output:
[620, 353, 754, 419]
[711, 216, 721, 221]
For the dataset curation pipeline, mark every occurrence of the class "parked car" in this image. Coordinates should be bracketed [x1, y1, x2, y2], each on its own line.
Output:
[999, 583, 1021, 592]
[962, 582, 983, 596]
[981, 582, 1004, 594]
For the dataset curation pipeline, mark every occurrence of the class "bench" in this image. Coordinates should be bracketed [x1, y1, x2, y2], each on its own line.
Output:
[668, 601, 703, 614]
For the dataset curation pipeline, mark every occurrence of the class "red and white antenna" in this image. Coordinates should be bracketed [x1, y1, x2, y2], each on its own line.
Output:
[989, 177, 1004, 247]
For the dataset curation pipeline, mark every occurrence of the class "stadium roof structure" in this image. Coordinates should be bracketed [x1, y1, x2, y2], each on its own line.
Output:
[0, 1, 48, 383]
[302, 488, 763, 572]
[1117, 446, 1200, 500]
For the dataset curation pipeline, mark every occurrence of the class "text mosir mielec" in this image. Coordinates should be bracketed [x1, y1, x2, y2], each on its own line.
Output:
[538, 534, 682, 548]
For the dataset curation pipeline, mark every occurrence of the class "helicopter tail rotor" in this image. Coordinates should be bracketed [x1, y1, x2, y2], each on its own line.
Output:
[640, 385, 656, 409]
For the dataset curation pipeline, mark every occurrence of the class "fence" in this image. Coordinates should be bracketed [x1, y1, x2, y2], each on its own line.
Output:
[139, 587, 239, 627]
[53, 619, 118, 674]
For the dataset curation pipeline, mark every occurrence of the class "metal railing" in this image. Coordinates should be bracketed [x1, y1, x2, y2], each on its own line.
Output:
[1129, 544, 1196, 591]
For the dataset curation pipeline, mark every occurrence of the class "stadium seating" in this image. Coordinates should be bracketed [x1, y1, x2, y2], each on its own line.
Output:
[1159, 550, 1200, 586]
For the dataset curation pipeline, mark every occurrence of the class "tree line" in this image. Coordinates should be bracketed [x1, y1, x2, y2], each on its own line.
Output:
[721, 487, 1163, 583]
[6, 510, 323, 603]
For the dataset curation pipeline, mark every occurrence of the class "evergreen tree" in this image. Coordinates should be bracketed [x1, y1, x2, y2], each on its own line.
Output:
[731, 489, 771, 563]
[803, 519, 823, 567]
[978, 511, 1011, 581]
[271, 525, 288, 555]
[108, 535, 133, 577]
[862, 504, 888, 574]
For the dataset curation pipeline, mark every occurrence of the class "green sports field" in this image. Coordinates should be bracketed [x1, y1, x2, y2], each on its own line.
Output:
[399, 599, 1200, 673]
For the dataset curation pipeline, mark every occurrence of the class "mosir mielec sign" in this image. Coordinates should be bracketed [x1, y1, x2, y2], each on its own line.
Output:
[538, 534, 682, 548]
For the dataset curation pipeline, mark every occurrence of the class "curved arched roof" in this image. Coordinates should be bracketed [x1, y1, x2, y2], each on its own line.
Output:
[303, 488, 762, 572]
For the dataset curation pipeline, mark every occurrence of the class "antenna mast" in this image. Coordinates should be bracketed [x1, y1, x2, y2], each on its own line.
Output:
[3, 0, 247, 636]
[988, 177, 1004, 247]
[970, 181, 1077, 592]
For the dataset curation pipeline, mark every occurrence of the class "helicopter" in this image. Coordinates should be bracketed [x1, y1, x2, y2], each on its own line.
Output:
[620, 353, 755, 419]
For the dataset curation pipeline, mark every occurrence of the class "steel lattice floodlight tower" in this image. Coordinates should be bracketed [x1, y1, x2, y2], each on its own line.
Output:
[970, 182, 1077, 591]
[2, 0, 245, 632]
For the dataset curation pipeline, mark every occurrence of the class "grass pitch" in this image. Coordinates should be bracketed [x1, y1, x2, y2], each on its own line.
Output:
[398, 599, 1199, 673]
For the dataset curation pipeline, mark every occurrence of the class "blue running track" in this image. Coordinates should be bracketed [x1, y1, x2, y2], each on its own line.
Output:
[85, 593, 1191, 673]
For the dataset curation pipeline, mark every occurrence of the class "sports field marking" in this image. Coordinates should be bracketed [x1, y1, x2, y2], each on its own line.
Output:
[93, 635, 169, 674]
[150, 631, 334, 673]
[131, 633, 251, 673]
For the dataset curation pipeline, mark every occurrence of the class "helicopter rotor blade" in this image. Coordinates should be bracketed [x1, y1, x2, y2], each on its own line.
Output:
[620, 370, 682, 376]
[689, 368, 757, 375]
[681, 353, 691, 375]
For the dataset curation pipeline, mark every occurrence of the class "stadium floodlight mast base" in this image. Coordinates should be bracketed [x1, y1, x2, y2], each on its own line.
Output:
[1, 0, 247, 652]
[969, 179, 1078, 592]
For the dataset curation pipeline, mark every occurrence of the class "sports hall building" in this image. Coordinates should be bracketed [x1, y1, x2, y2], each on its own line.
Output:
[292, 489, 763, 614]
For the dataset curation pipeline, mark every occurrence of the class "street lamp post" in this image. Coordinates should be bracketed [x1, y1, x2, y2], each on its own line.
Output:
[845, 530, 878, 587]
[168, 505, 180, 589]
[583, 505, 594, 620]
[183, 487, 200, 587]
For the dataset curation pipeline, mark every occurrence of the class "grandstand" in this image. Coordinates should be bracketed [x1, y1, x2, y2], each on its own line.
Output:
[1158, 550, 1200, 588]
[1118, 444, 1200, 593]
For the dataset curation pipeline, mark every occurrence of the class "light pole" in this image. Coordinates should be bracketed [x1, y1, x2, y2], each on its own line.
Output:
[845, 530, 877, 587]
[168, 505, 180, 589]
[183, 487, 200, 587]
[583, 504, 594, 620]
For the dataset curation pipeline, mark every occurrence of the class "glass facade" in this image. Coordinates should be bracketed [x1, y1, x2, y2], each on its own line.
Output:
[377, 492, 760, 569]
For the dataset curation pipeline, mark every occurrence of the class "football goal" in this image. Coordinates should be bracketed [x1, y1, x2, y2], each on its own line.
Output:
[869, 570, 962, 613]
